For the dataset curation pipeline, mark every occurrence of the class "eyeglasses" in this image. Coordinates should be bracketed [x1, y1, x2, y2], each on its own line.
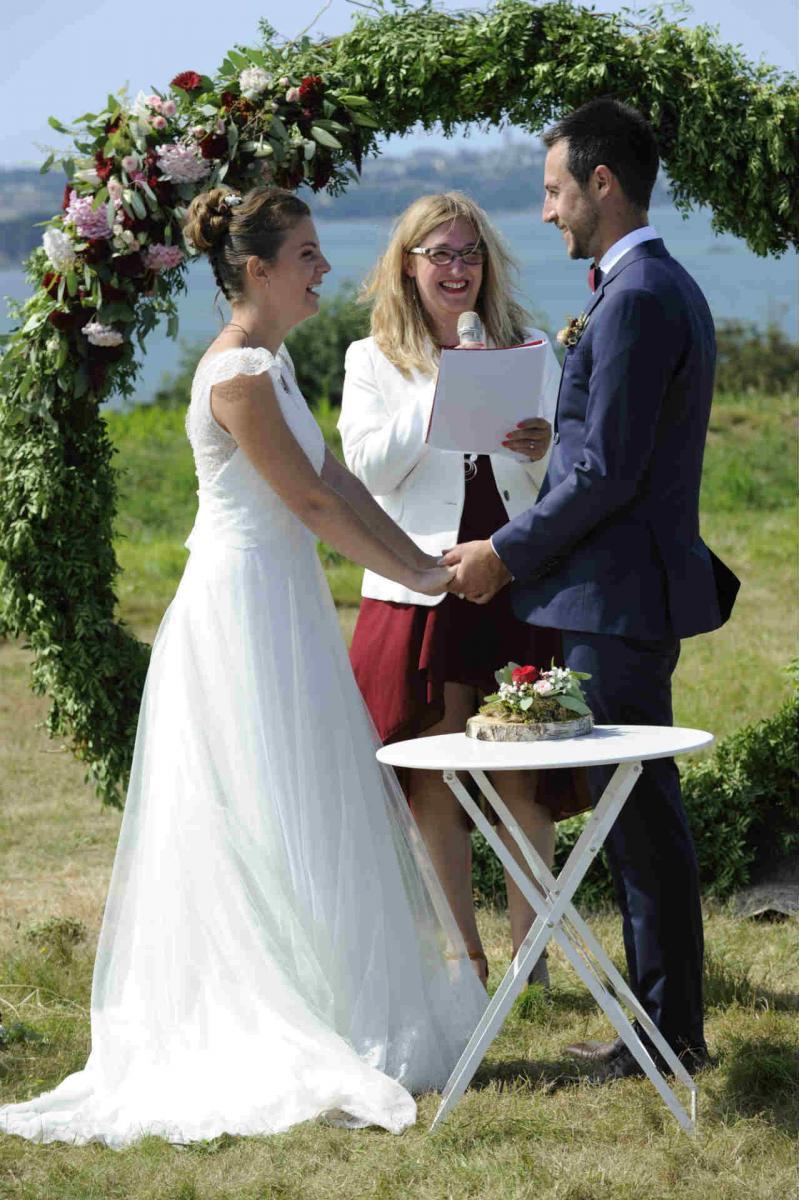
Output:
[408, 244, 486, 266]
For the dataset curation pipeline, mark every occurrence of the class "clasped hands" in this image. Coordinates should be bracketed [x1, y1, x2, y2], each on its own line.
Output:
[436, 415, 550, 604]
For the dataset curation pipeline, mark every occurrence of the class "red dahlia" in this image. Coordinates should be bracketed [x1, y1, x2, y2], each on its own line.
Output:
[299, 75, 325, 109]
[94, 151, 114, 183]
[171, 71, 202, 92]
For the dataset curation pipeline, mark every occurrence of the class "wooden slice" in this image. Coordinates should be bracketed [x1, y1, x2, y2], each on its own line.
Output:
[465, 713, 593, 742]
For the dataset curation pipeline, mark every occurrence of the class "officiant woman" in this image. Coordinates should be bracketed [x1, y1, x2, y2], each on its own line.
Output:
[338, 193, 589, 986]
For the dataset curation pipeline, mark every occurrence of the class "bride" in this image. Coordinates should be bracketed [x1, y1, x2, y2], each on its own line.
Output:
[0, 185, 487, 1148]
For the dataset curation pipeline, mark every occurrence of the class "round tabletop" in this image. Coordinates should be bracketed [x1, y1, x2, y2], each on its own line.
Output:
[376, 725, 713, 771]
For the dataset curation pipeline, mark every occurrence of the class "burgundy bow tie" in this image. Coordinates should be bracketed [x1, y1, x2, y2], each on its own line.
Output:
[588, 263, 603, 292]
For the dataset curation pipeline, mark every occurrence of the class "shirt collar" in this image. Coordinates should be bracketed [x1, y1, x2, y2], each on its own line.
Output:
[598, 225, 660, 276]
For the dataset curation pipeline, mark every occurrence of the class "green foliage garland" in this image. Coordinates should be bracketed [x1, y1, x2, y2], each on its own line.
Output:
[0, 0, 797, 804]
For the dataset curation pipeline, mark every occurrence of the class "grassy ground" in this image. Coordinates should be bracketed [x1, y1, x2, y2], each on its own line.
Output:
[0, 388, 796, 1197]
[0, 648, 797, 1198]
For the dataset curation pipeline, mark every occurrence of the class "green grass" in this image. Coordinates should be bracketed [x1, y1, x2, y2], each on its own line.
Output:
[0, 389, 797, 1195]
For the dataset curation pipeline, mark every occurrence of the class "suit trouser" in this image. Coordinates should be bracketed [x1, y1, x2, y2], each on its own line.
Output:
[561, 630, 707, 1055]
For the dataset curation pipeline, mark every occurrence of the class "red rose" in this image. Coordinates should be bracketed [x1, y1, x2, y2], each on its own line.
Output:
[220, 90, 237, 110]
[311, 158, 332, 192]
[511, 665, 540, 687]
[47, 309, 78, 332]
[113, 251, 145, 278]
[82, 238, 111, 264]
[100, 280, 127, 304]
[42, 272, 61, 297]
[171, 71, 202, 92]
[198, 132, 228, 161]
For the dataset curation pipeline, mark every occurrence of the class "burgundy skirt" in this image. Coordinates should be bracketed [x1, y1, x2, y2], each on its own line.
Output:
[350, 456, 590, 821]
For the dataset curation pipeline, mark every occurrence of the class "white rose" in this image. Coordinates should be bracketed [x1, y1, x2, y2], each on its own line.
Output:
[239, 66, 272, 99]
[42, 228, 76, 272]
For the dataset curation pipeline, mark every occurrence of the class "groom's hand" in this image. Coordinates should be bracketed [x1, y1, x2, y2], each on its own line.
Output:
[441, 540, 511, 604]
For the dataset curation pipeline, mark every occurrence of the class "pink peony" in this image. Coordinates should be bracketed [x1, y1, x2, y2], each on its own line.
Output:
[155, 142, 210, 184]
[64, 190, 111, 240]
[143, 243, 185, 272]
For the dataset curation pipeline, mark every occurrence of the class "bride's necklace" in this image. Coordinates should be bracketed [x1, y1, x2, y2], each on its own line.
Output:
[221, 323, 291, 392]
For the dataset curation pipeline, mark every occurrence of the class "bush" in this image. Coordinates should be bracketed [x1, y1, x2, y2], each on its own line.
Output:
[472, 671, 799, 908]
[284, 283, 371, 407]
[714, 319, 798, 395]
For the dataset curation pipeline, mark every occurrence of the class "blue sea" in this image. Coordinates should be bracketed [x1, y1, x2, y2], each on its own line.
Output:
[1, 204, 796, 406]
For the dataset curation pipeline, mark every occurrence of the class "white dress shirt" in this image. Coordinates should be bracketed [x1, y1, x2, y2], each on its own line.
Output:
[598, 224, 660, 275]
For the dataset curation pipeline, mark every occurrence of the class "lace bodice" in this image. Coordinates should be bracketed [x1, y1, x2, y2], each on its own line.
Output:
[187, 345, 319, 486]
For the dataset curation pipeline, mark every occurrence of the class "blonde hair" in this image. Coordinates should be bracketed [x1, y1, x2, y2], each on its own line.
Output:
[362, 192, 531, 376]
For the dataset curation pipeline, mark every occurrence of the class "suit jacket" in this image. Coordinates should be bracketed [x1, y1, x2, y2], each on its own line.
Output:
[339, 332, 561, 606]
[492, 239, 739, 640]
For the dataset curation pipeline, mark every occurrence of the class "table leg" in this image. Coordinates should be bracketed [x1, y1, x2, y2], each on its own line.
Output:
[431, 761, 697, 1134]
[471, 768, 697, 1097]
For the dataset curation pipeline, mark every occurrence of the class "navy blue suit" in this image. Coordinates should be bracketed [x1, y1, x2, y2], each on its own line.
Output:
[493, 239, 739, 1054]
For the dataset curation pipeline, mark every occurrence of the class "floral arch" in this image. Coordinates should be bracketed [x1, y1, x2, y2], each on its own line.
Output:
[0, 0, 796, 803]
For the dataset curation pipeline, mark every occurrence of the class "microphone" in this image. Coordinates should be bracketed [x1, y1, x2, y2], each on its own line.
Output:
[457, 310, 484, 347]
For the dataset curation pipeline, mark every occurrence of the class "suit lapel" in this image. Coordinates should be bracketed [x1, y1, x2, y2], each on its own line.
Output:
[551, 241, 669, 439]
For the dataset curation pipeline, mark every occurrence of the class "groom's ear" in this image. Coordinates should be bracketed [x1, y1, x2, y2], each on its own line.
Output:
[592, 164, 615, 200]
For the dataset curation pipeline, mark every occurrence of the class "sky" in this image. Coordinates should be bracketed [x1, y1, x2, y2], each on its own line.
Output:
[0, 0, 796, 166]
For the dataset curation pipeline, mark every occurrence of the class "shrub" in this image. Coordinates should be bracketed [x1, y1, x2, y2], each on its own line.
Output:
[285, 283, 371, 408]
[472, 671, 799, 908]
[714, 319, 798, 396]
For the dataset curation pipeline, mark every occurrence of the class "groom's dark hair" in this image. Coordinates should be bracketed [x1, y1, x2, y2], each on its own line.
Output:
[543, 99, 659, 211]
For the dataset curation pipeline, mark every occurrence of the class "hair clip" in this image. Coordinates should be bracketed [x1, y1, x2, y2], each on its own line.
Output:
[223, 193, 243, 207]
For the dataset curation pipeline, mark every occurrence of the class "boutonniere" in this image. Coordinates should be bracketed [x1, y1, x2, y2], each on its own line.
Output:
[556, 312, 589, 350]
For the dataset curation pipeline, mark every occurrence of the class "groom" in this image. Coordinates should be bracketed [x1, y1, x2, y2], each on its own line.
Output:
[444, 99, 739, 1076]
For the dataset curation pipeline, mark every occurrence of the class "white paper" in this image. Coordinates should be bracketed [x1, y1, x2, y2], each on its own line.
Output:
[425, 339, 548, 457]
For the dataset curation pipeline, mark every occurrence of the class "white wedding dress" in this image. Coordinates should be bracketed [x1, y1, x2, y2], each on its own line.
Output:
[0, 347, 487, 1148]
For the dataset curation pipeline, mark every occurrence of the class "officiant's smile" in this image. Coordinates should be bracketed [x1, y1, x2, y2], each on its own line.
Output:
[404, 216, 484, 342]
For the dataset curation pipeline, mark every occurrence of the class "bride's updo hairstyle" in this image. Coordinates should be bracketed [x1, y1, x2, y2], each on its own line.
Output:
[184, 185, 311, 301]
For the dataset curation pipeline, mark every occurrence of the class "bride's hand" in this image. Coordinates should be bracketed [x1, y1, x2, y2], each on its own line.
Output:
[410, 565, 456, 596]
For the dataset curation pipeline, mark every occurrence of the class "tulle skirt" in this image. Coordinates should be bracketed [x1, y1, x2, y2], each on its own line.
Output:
[0, 530, 486, 1147]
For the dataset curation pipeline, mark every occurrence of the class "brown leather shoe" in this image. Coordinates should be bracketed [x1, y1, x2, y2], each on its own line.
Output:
[564, 1037, 622, 1062]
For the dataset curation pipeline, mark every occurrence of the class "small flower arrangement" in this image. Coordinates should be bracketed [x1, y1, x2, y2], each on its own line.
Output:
[479, 662, 592, 724]
[556, 312, 589, 349]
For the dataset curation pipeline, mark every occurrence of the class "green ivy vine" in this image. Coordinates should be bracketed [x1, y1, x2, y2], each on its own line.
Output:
[1, 0, 796, 804]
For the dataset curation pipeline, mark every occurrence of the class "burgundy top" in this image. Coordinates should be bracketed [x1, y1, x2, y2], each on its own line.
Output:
[349, 455, 590, 820]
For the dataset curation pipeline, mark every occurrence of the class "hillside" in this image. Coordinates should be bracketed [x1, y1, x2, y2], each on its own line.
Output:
[0, 139, 671, 265]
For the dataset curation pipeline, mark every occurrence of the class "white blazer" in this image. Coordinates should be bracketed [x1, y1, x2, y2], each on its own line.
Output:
[338, 330, 562, 606]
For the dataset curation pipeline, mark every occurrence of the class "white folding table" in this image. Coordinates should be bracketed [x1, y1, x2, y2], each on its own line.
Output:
[377, 724, 713, 1134]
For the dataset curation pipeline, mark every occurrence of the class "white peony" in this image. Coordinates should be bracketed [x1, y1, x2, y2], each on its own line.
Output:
[83, 321, 124, 348]
[42, 228, 76, 273]
[239, 66, 272, 99]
